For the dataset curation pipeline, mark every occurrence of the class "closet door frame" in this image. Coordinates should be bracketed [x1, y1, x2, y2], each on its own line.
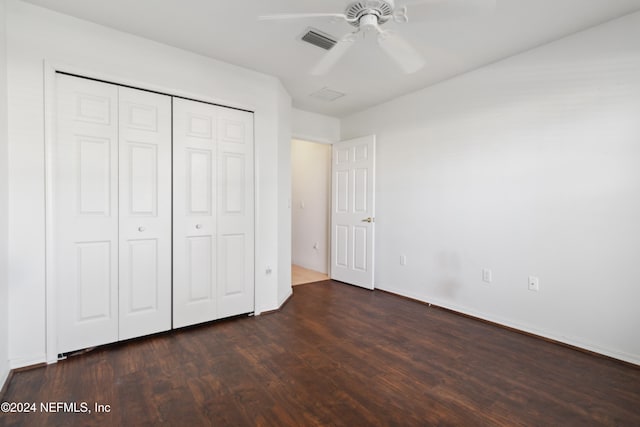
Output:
[43, 62, 257, 363]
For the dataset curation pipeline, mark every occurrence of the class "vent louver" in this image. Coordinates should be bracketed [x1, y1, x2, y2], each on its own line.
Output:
[301, 28, 338, 50]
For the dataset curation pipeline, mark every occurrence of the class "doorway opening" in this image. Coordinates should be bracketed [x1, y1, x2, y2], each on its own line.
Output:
[291, 139, 331, 285]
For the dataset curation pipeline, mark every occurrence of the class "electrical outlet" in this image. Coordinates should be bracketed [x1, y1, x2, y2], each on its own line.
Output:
[482, 268, 492, 283]
[528, 276, 539, 292]
[400, 255, 407, 266]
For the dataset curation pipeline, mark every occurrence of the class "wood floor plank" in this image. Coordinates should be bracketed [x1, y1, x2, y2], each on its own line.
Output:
[292, 265, 329, 286]
[1, 280, 639, 426]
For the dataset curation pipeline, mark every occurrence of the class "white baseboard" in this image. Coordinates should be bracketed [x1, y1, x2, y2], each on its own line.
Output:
[9, 354, 47, 370]
[277, 287, 293, 309]
[0, 366, 10, 395]
[376, 283, 640, 367]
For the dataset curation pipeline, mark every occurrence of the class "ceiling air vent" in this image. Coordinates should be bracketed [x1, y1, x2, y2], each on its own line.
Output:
[300, 28, 337, 50]
[309, 87, 346, 102]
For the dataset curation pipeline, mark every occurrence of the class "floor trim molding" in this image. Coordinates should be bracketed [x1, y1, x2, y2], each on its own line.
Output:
[0, 369, 14, 400]
[261, 289, 294, 315]
[376, 287, 640, 369]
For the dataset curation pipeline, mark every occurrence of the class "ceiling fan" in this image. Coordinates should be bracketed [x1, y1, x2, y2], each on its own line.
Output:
[259, 0, 496, 75]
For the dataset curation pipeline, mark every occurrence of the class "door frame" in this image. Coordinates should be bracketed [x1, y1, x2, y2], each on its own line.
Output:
[289, 134, 377, 287]
[290, 138, 333, 279]
[43, 61, 259, 364]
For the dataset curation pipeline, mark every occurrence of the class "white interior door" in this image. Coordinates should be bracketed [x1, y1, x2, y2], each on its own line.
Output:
[173, 98, 254, 328]
[55, 74, 119, 353]
[118, 87, 172, 340]
[173, 98, 218, 328]
[216, 106, 254, 319]
[330, 135, 376, 289]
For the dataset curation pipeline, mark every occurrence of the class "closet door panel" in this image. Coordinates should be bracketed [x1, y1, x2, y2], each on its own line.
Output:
[174, 99, 254, 326]
[118, 87, 172, 340]
[55, 74, 119, 353]
[173, 98, 218, 328]
[186, 235, 215, 301]
[217, 108, 254, 318]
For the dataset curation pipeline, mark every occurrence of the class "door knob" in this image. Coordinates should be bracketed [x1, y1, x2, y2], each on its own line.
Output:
[195, 224, 203, 229]
[138, 226, 145, 232]
[361, 217, 374, 223]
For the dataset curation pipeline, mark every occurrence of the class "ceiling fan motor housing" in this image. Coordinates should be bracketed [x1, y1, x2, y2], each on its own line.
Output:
[346, 0, 395, 27]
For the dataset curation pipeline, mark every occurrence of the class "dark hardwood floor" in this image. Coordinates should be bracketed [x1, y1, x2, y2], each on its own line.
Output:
[1, 280, 639, 426]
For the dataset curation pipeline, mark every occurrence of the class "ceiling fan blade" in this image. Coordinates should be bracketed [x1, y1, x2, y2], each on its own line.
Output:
[311, 33, 357, 76]
[377, 31, 425, 74]
[258, 13, 349, 21]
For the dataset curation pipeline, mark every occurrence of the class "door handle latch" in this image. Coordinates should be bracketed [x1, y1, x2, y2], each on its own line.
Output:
[361, 217, 374, 223]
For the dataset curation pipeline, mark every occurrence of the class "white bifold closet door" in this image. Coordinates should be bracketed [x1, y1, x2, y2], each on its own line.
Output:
[173, 98, 255, 328]
[55, 74, 172, 353]
[117, 86, 172, 340]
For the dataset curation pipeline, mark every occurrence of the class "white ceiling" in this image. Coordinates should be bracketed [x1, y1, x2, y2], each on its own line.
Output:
[21, 0, 640, 118]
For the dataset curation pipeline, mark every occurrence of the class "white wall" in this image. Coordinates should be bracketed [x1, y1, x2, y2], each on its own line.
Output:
[0, 0, 10, 387]
[277, 83, 293, 306]
[292, 108, 340, 144]
[291, 139, 331, 274]
[342, 11, 640, 365]
[6, 0, 291, 368]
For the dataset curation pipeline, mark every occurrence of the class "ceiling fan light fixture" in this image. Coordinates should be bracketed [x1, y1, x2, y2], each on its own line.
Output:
[358, 14, 381, 32]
